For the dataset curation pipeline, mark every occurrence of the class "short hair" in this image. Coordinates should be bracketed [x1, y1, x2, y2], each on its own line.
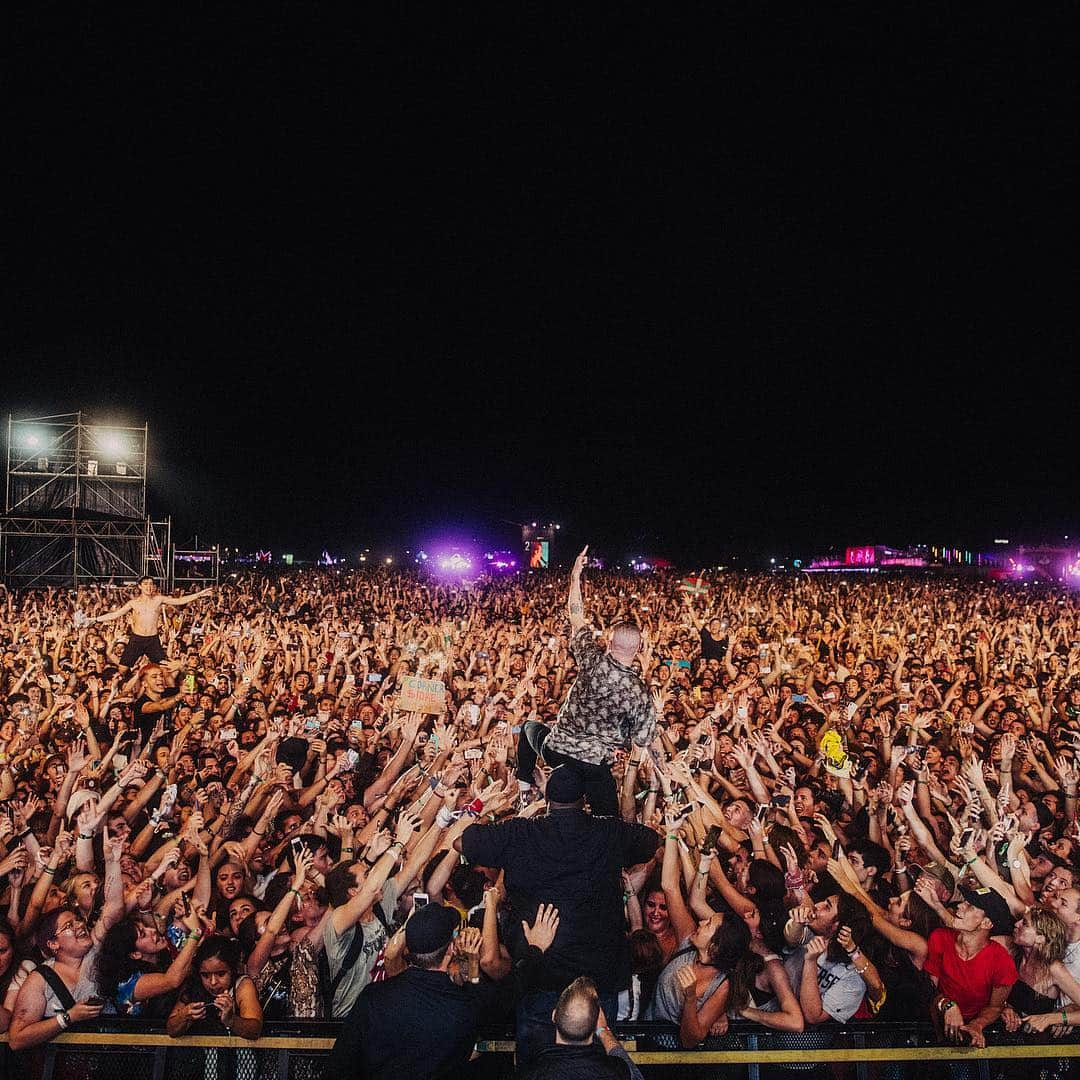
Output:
[325, 861, 359, 908]
[610, 622, 642, 654]
[409, 944, 451, 970]
[36, 907, 69, 957]
[554, 976, 600, 1043]
[848, 839, 891, 880]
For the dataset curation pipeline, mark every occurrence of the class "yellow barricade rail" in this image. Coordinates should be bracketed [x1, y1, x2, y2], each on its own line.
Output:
[3, 1028, 1080, 1064]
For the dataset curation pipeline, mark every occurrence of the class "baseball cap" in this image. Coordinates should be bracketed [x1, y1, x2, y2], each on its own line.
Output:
[546, 766, 586, 804]
[405, 903, 460, 956]
[914, 861, 956, 897]
[959, 885, 1014, 936]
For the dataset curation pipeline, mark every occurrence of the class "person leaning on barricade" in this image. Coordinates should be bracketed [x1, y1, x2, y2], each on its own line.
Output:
[325, 901, 499, 1080]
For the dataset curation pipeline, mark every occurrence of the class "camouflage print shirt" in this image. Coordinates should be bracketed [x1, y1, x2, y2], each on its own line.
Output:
[544, 626, 657, 766]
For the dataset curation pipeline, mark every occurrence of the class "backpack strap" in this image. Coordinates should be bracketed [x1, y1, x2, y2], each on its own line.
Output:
[318, 924, 368, 1018]
[34, 963, 78, 1013]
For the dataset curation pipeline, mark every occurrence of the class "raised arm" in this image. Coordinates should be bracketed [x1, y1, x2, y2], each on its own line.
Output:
[160, 587, 213, 608]
[567, 546, 589, 633]
[89, 599, 133, 626]
[661, 827, 697, 943]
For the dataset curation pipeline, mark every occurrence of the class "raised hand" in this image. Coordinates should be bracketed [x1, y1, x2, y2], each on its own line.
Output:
[393, 810, 420, 847]
[571, 546, 589, 579]
[523, 903, 561, 952]
[292, 846, 314, 889]
[675, 963, 697, 999]
[456, 925, 482, 959]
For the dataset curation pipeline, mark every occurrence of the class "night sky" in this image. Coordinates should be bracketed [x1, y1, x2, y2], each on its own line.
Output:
[2, 11, 1076, 567]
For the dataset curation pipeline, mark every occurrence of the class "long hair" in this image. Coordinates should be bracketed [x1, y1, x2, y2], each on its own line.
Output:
[704, 916, 762, 1014]
[1027, 905, 1068, 967]
[180, 936, 241, 1003]
[905, 890, 943, 940]
[94, 918, 152, 1003]
[826, 894, 875, 966]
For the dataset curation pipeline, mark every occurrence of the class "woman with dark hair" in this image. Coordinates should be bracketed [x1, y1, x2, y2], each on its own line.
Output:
[166, 935, 262, 1039]
[93, 902, 211, 1015]
[237, 848, 327, 1019]
[0, 917, 19, 1032]
[649, 831, 803, 1045]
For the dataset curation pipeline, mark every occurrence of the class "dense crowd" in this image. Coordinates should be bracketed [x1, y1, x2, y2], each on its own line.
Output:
[3, 562, 1080, 1076]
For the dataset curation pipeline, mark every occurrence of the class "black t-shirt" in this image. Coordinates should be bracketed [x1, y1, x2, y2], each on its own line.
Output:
[325, 967, 498, 1080]
[133, 694, 175, 741]
[460, 809, 659, 993]
[699, 627, 728, 662]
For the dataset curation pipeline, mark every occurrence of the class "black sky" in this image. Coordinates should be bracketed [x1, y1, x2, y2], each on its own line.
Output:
[2, 10, 1077, 566]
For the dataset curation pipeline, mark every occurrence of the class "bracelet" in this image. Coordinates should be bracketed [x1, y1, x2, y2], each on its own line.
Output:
[252, 828, 265, 836]
[342, 847, 355, 854]
[666, 833, 678, 841]
[893, 865, 908, 874]
[289, 887, 303, 899]
[43, 866, 57, 875]
[388, 841, 405, 851]
[855, 963, 869, 975]
[963, 857, 977, 869]
[1064, 1009, 1070, 1026]
[363, 856, 376, 867]
[56, 1009, 71, 1030]
[78, 833, 94, 841]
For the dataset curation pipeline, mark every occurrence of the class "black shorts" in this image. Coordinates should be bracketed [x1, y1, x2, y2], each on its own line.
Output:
[119, 633, 165, 668]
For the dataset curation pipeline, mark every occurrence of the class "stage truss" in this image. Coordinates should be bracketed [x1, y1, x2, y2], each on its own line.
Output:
[2, 413, 181, 588]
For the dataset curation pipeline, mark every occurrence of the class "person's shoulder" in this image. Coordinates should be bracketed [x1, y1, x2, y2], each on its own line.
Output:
[927, 926, 956, 947]
[986, 940, 1018, 965]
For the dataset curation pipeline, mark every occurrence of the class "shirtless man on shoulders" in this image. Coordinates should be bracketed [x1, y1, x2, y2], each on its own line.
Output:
[87, 575, 213, 671]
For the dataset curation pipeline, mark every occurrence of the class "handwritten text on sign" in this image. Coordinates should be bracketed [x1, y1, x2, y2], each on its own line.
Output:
[399, 676, 447, 714]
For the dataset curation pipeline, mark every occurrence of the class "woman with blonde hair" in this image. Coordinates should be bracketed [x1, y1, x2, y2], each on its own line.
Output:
[1001, 906, 1080, 1035]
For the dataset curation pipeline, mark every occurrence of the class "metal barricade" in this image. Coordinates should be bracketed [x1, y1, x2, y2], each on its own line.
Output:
[3, 1019, 1078, 1080]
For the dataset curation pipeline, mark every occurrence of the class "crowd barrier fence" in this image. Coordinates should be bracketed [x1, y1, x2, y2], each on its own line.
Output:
[2, 1019, 1078, 1080]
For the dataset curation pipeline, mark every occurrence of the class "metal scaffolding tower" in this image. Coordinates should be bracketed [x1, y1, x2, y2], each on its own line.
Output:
[1, 413, 171, 588]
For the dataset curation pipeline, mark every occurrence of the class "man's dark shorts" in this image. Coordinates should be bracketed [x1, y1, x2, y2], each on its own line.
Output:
[119, 633, 165, 668]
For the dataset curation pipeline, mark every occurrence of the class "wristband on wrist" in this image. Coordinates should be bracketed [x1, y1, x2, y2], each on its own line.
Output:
[1064, 1009, 1070, 1026]
[56, 1009, 71, 1030]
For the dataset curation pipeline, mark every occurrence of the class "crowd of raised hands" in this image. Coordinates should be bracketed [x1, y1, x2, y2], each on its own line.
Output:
[3, 568, 1080, 1050]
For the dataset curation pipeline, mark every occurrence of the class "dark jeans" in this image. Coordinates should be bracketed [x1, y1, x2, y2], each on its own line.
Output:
[515, 719, 620, 816]
[515, 988, 620, 1066]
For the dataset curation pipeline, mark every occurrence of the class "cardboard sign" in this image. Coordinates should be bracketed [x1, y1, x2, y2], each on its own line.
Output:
[820, 729, 851, 778]
[399, 676, 447, 714]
